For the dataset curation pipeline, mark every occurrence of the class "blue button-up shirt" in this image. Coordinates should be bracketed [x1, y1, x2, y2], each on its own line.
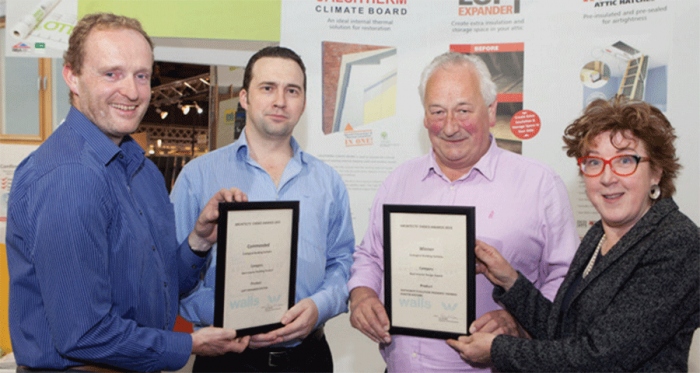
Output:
[172, 131, 355, 346]
[6, 107, 206, 371]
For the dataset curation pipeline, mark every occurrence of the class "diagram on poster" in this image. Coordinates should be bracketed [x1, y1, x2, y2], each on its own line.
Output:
[451, 43, 527, 154]
[322, 41, 397, 135]
[581, 39, 667, 111]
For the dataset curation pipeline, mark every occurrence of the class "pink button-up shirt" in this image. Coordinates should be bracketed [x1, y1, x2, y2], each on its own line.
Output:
[348, 138, 579, 372]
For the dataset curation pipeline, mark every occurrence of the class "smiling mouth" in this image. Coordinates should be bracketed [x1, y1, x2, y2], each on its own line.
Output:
[603, 193, 624, 199]
[111, 103, 138, 111]
[441, 137, 469, 144]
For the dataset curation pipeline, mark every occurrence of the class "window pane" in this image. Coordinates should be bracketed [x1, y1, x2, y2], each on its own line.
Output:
[1, 28, 41, 136]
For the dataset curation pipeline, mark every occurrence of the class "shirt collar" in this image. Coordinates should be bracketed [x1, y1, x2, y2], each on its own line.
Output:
[422, 135, 499, 182]
[233, 129, 307, 165]
[65, 106, 143, 166]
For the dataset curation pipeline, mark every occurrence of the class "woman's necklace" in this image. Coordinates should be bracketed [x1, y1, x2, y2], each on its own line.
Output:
[583, 234, 606, 278]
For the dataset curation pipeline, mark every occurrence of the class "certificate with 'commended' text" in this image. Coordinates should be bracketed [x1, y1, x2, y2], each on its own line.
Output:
[384, 205, 475, 340]
[214, 201, 298, 336]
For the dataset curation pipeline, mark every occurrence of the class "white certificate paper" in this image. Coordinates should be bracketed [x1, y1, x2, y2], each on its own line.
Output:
[384, 205, 475, 339]
[214, 201, 298, 336]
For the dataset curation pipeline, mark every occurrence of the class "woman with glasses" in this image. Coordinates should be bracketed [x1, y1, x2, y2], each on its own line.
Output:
[447, 95, 699, 371]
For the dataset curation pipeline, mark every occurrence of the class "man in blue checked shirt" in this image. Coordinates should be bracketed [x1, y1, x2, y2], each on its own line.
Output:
[6, 13, 249, 372]
[172, 46, 355, 372]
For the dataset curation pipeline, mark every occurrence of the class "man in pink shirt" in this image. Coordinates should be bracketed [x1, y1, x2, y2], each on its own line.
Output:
[347, 52, 579, 371]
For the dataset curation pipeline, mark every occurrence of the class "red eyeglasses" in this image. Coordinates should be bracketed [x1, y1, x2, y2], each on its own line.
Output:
[577, 155, 650, 177]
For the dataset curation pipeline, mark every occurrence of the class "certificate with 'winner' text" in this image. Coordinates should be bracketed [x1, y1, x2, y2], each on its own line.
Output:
[383, 204, 475, 340]
[214, 201, 298, 336]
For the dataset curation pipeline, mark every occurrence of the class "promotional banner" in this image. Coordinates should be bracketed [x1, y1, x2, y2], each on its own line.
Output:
[281, 0, 698, 238]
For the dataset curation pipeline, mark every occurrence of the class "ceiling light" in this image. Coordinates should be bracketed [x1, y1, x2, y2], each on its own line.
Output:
[178, 103, 190, 115]
[156, 107, 168, 119]
[194, 102, 203, 114]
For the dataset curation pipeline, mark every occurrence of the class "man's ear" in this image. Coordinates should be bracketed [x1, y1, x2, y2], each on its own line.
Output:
[239, 89, 248, 110]
[487, 99, 498, 128]
[63, 64, 79, 96]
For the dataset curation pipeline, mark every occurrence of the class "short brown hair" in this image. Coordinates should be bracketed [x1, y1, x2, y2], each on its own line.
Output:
[563, 95, 680, 198]
[64, 13, 153, 76]
[242, 46, 306, 94]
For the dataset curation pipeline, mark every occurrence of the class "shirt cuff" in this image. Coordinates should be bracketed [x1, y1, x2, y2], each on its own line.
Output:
[161, 331, 195, 371]
[492, 272, 529, 305]
[309, 289, 347, 329]
[182, 239, 210, 260]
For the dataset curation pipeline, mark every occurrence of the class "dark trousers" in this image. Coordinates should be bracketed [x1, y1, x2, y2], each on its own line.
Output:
[193, 329, 333, 372]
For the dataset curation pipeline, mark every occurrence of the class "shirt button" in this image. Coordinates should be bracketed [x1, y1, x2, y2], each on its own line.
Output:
[411, 352, 417, 358]
[163, 282, 168, 288]
[139, 210, 143, 215]
[152, 245, 156, 251]
[191, 264, 197, 269]
[450, 186, 455, 191]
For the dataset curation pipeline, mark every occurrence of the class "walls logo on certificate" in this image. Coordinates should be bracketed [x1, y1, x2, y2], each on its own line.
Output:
[264, 295, 284, 312]
[229, 295, 259, 309]
[399, 297, 431, 309]
[441, 302, 458, 311]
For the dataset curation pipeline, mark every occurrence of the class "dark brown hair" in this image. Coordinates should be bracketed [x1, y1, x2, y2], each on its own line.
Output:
[242, 46, 306, 94]
[563, 95, 680, 198]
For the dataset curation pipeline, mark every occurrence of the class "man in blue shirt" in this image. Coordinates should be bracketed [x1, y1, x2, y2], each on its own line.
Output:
[172, 46, 355, 371]
[6, 13, 249, 371]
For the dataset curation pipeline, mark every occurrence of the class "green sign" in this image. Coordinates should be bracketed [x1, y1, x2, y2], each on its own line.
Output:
[78, 0, 281, 41]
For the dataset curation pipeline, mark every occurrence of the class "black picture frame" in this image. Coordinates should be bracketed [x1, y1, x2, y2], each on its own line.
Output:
[383, 204, 475, 340]
[214, 201, 299, 336]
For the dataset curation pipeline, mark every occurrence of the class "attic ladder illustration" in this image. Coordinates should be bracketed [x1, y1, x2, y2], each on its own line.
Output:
[617, 55, 648, 101]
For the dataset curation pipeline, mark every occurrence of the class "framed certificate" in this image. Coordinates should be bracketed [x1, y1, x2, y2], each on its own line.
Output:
[383, 204, 475, 340]
[214, 201, 299, 336]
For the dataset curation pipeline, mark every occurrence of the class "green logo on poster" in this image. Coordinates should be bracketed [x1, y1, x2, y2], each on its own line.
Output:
[225, 109, 235, 124]
[35, 43, 46, 49]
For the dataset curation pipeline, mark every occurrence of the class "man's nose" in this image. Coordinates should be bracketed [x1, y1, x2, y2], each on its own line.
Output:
[119, 76, 140, 101]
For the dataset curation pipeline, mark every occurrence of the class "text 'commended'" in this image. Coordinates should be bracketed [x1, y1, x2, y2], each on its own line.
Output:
[222, 209, 293, 331]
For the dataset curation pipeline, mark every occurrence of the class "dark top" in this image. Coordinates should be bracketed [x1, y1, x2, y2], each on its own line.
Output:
[491, 198, 699, 371]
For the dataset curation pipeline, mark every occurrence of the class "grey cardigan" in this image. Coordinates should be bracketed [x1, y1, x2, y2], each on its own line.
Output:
[490, 198, 699, 372]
